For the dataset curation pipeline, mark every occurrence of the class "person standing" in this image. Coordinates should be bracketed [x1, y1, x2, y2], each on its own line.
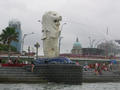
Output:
[95, 63, 99, 75]
[76, 61, 80, 66]
[8, 58, 12, 64]
[31, 61, 35, 72]
[0, 58, 2, 67]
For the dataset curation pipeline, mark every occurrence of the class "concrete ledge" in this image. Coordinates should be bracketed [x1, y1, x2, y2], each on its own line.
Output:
[25, 64, 83, 85]
[83, 70, 120, 82]
[0, 64, 82, 85]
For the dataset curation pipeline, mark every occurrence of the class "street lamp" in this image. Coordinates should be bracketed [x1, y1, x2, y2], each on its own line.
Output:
[59, 36, 63, 53]
[60, 23, 67, 35]
[21, 32, 34, 54]
[59, 23, 67, 54]
[34, 42, 40, 59]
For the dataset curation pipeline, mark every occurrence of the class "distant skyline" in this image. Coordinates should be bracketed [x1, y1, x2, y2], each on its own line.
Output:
[0, 0, 120, 55]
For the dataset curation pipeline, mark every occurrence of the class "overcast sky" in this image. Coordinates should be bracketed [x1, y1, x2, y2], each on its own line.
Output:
[0, 0, 120, 55]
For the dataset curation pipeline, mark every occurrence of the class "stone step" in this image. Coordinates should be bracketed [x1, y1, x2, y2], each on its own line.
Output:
[0, 67, 38, 77]
[0, 67, 24, 69]
[0, 74, 41, 77]
[0, 67, 27, 72]
[0, 77, 47, 83]
[0, 65, 82, 84]
[0, 71, 36, 74]
[0, 67, 25, 71]
[0, 69, 26, 72]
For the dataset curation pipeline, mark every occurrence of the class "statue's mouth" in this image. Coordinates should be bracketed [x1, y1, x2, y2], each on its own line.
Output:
[53, 16, 62, 23]
[54, 19, 59, 23]
[54, 19, 60, 26]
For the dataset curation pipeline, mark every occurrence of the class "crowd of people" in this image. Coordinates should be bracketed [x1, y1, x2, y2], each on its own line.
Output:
[8, 58, 19, 64]
[0, 57, 31, 65]
[83, 62, 114, 75]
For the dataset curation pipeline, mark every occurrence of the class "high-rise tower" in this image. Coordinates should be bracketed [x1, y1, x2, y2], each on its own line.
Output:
[9, 19, 22, 53]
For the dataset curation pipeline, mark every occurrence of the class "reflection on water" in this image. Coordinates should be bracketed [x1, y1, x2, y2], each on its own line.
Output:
[0, 82, 120, 90]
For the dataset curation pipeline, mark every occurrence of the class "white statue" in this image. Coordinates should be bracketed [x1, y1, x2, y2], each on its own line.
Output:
[42, 11, 62, 58]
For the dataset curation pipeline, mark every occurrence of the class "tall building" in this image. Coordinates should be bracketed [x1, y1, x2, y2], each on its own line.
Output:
[71, 37, 82, 54]
[9, 19, 22, 53]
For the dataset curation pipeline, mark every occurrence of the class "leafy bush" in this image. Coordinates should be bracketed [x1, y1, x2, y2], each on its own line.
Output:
[1, 60, 7, 64]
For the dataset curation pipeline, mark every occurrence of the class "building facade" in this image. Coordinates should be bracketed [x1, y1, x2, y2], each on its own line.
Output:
[97, 40, 120, 56]
[82, 48, 105, 56]
[9, 19, 22, 53]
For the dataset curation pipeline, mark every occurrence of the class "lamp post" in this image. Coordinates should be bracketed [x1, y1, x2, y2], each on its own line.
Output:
[21, 32, 34, 55]
[60, 23, 67, 35]
[59, 23, 67, 54]
[59, 36, 63, 53]
[34, 42, 40, 59]
[28, 46, 30, 58]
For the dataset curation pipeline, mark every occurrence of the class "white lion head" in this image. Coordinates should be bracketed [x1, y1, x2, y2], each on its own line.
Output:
[42, 11, 62, 30]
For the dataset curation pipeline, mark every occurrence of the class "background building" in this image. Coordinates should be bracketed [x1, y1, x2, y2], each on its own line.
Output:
[71, 37, 82, 54]
[9, 19, 22, 53]
[97, 40, 120, 56]
[81, 48, 105, 56]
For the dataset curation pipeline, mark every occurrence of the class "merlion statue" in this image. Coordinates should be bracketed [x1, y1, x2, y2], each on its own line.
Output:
[42, 11, 62, 58]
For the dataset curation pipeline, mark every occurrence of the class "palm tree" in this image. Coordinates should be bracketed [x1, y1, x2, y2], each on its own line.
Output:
[0, 29, 9, 44]
[0, 27, 18, 59]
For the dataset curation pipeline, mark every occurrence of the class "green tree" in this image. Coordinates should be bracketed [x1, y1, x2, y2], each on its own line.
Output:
[0, 27, 18, 59]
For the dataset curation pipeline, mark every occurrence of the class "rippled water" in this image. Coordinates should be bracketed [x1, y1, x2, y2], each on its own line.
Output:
[0, 83, 120, 90]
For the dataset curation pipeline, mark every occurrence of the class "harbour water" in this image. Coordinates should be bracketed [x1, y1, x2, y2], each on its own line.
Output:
[0, 83, 120, 90]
